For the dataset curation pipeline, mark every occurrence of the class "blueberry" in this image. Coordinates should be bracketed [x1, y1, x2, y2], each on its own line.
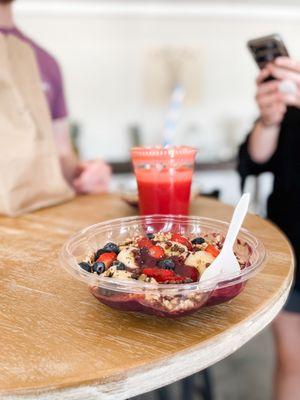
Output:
[158, 259, 175, 270]
[191, 237, 205, 245]
[103, 242, 120, 254]
[146, 233, 155, 239]
[79, 262, 91, 273]
[93, 262, 106, 275]
[114, 261, 126, 270]
[94, 242, 120, 260]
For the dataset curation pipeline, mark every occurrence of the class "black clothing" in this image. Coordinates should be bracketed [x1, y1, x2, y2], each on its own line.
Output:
[237, 107, 300, 291]
[285, 288, 300, 313]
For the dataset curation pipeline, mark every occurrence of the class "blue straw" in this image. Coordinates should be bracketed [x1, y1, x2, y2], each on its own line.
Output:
[162, 84, 185, 147]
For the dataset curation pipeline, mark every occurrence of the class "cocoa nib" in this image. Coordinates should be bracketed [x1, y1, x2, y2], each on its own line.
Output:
[131, 270, 141, 280]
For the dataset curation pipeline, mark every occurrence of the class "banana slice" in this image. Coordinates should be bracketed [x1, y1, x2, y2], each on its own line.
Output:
[185, 251, 215, 275]
[117, 247, 138, 270]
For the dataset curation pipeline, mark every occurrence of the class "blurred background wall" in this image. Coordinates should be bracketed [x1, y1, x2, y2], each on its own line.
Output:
[14, 0, 300, 162]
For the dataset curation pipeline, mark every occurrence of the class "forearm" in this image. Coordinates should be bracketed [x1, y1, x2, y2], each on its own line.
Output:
[248, 120, 281, 163]
[59, 152, 78, 184]
[52, 118, 79, 184]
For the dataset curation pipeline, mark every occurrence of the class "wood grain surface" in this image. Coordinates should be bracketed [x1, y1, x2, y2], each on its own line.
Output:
[0, 195, 294, 399]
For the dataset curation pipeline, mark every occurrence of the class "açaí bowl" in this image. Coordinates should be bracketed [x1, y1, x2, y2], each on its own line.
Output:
[60, 215, 266, 318]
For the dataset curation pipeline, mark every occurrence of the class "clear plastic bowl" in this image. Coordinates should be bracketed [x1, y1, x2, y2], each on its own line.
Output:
[60, 215, 266, 318]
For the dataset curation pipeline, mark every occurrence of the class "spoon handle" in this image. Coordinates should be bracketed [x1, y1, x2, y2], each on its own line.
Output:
[223, 193, 250, 250]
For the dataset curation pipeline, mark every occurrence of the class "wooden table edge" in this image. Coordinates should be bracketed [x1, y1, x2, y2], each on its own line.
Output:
[2, 260, 293, 400]
[0, 196, 295, 399]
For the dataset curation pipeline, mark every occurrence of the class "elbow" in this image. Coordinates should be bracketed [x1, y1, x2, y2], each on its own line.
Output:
[247, 141, 273, 164]
[249, 151, 271, 164]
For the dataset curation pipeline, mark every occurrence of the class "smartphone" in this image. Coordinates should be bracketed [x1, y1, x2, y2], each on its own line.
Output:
[247, 34, 289, 69]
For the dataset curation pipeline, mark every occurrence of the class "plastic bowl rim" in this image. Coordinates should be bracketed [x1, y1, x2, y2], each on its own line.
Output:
[60, 214, 266, 294]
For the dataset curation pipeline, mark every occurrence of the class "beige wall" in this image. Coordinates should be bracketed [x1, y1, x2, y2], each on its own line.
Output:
[15, 6, 300, 161]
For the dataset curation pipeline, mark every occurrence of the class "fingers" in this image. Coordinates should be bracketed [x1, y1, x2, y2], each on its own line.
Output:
[267, 63, 300, 84]
[255, 77, 281, 108]
[73, 172, 110, 194]
[256, 91, 282, 108]
[255, 58, 300, 123]
[280, 92, 300, 107]
[74, 163, 85, 179]
[256, 68, 270, 85]
[255, 70, 299, 110]
[255, 78, 287, 126]
[258, 58, 300, 85]
[264, 59, 300, 107]
[74, 179, 110, 194]
[73, 160, 111, 194]
[256, 79, 279, 95]
[275, 57, 300, 73]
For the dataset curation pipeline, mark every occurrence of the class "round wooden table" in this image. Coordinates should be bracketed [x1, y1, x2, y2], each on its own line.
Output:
[0, 195, 294, 400]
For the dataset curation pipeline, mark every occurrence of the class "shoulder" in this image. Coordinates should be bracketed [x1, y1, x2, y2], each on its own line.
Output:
[18, 30, 63, 83]
[15, 29, 68, 119]
[31, 42, 63, 83]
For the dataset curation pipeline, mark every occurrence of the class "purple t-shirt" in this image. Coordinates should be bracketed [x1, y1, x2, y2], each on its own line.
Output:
[0, 26, 68, 120]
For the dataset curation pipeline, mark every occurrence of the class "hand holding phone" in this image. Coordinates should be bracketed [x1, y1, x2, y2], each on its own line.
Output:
[247, 33, 289, 83]
[248, 35, 289, 125]
[248, 34, 300, 115]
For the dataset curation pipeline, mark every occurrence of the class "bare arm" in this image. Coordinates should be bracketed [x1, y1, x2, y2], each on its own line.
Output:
[52, 118, 78, 184]
[248, 68, 286, 164]
[248, 121, 281, 163]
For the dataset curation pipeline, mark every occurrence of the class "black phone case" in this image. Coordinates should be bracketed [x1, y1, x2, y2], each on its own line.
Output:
[247, 34, 289, 70]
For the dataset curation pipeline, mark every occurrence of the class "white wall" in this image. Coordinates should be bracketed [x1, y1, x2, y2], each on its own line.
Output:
[14, 3, 300, 161]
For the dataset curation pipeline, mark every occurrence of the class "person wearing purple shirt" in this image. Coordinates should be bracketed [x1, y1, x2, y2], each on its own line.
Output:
[0, 0, 111, 194]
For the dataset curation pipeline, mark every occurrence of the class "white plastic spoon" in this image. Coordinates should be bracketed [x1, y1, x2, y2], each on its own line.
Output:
[200, 193, 251, 282]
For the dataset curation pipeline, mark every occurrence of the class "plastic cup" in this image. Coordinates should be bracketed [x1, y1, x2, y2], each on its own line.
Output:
[131, 146, 197, 215]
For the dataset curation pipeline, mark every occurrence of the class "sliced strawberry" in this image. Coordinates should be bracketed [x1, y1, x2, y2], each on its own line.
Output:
[137, 237, 153, 249]
[96, 252, 117, 267]
[205, 244, 220, 258]
[175, 264, 199, 282]
[148, 245, 165, 259]
[171, 233, 193, 251]
[143, 267, 176, 283]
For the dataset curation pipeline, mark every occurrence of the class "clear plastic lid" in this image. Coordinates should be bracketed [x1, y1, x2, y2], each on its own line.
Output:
[131, 146, 197, 165]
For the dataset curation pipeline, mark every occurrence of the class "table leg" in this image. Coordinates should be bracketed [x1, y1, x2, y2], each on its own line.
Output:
[157, 386, 172, 400]
[131, 369, 214, 400]
[181, 374, 194, 399]
[200, 369, 214, 400]
[181, 369, 213, 400]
